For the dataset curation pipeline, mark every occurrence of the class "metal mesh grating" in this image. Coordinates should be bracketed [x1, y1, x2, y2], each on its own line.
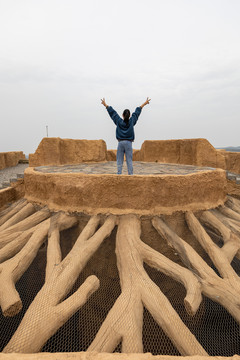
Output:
[142, 305, 180, 356]
[144, 262, 240, 356]
[0, 241, 47, 351]
[0, 222, 240, 355]
[42, 226, 121, 352]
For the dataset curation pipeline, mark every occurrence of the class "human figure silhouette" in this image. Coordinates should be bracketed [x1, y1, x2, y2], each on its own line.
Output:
[101, 97, 151, 175]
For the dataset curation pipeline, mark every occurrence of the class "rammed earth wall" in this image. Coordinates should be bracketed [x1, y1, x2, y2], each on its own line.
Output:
[29, 137, 240, 174]
[24, 167, 227, 215]
[29, 138, 107, 166]
[0, 180, 25, 208]
[138, 139, 226, 168]
[0, 152, 25, 170]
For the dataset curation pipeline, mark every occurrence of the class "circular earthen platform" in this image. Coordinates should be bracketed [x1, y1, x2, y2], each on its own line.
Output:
[35, 161, 216, 176]
[24, 162, 227, 215]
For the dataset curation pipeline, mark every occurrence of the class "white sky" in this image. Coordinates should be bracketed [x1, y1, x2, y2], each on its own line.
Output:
[0, 0, 240, 155]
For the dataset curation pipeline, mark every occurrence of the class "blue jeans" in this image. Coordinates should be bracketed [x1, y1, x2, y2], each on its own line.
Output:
[117, 140, 133, 175]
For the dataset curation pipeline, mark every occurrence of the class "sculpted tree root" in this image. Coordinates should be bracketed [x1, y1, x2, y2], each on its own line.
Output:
[0, 208, 52, 263]
[88, 214, 207, 356]
[0, 199, 27, 227]
[200, 198, 240, 262]
[0, 202, 36, 231]
[3, 214, 116, 353]
[152, 212, 240, 324]
[226, 195, 240, 215]
[0, 212, 76, 317]
[0, 226, 37, 263]
[0, 207, 50, 250]
[210, 208, 240, 240]
[1, 198, 240, 356]
[200, 209, 240, 261]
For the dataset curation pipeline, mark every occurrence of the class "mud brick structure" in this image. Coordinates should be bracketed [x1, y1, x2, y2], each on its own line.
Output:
[0, 138, 240, 360]
[29, 138, 107, 167]
[24, 166, 227, 215]
[0, 152, 25, 171]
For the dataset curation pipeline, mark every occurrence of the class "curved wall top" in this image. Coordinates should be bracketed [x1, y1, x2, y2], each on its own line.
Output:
[29, 137, 240, 174]
[24, 167, 227, 216]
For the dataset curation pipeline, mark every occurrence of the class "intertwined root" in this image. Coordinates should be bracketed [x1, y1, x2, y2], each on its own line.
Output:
[88, 214, 207, 355]
[0, 197, 240, 355]
[1, 206, 116, 353]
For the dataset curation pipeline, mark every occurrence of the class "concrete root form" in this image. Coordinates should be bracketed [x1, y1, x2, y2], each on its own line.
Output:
[0, 211, 77, 317]
[0, 206, 50, 250]
[0, 200, 28, 228]
[0, 198, 240, 357]
[3, 214, 116, 353]
[152, 210, 240, 324]
[88, 215, 207, 356]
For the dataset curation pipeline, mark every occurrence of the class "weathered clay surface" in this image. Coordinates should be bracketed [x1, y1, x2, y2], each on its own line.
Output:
[139, 139, 226, 169]
[24, 167, 227, 215]
[0, 152, 25, 170]
[11, 179, 25, 200]
[0, 181, 25, 209]
[226, 180, 240, 199]
[224, 151, 240, 174]
[29, 138, 107, 166]
[107, 149, 140, 161]
[27, 137, 240, 174]
[132, 149, 141, 161]
[0, 188, 16, 209]
[106, 150, 117, 161]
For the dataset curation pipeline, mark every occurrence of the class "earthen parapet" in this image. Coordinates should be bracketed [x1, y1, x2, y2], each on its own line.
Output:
[24, 165, 227, 215]
[0, 152, 26, 170]
[29, 138, 107, 167]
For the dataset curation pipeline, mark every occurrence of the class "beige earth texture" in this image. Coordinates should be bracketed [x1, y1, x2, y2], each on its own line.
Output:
[0, 138, 240, 360]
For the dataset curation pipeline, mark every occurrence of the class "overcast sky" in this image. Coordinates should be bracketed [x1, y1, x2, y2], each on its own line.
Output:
[0, 0, 240, 155]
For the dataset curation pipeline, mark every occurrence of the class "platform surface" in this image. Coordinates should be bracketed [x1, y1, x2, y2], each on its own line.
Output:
[35, 161, 216, 175]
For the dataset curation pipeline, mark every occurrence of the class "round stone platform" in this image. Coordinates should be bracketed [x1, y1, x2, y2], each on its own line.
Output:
[24, 162, 227, 215]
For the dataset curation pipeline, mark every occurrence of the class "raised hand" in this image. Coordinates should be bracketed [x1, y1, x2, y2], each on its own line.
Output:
[145, 97, 151, 105]
[101, 98, 108, 107]
[140, 97, 151, 109]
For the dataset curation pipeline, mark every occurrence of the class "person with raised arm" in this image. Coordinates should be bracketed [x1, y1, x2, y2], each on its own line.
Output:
[101, 97, 151, 175]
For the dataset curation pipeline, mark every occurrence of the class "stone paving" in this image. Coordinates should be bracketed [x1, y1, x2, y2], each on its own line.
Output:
[0, 163, 28, 189]
[35, 161, 216, 176]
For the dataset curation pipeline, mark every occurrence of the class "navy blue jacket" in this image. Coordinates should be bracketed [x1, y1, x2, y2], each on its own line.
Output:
[107, 106, 142, 141]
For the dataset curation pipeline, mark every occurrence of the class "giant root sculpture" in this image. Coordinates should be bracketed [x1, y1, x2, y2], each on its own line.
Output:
[0, 196, 240, 356]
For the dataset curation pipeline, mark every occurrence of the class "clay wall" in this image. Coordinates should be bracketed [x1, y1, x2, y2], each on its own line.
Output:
[223, 151, 240, 174]
[107, 149, 140, 161]
[0, 188, 16, 208]
[29, 138, 107, 166]
[138, 139, 226, 169]
[106, 150, 117, 161]
[0, 180, 24, 209]
[0, 152, 25, 170]
[106, 139, 240, 174]
[28, 137, 240, 174]
[24, 167, 227, 216]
